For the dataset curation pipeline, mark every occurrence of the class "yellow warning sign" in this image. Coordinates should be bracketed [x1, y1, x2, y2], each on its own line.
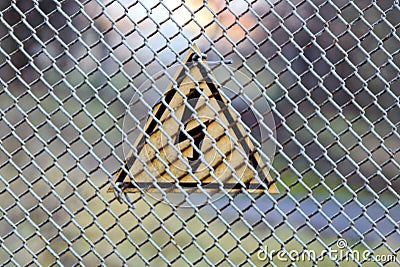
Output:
[109, 46, 278, 194]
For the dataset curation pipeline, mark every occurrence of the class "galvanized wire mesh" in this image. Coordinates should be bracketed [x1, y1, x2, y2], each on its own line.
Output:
[0, 0, 399, 266]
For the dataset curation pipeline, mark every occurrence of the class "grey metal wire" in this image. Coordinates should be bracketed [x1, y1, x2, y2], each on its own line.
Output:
[0, 0, 399, 266]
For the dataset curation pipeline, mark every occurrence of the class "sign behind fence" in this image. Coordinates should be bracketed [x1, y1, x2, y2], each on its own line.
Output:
[109, 46, 278, 194]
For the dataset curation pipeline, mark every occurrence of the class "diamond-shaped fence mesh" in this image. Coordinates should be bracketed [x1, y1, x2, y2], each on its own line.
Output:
[0, 0, 399, 266]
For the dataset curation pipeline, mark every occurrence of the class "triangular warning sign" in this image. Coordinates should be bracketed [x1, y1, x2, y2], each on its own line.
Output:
[109, 46, 278, 195]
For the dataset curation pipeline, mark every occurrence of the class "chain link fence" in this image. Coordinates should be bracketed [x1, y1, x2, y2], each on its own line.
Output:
[0, 0, 399, 266]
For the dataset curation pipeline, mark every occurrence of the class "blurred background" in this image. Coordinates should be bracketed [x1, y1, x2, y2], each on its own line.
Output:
[0, 0, 399, 265]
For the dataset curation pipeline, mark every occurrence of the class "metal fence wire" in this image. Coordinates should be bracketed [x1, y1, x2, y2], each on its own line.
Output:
[0, 0, 399, 266]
